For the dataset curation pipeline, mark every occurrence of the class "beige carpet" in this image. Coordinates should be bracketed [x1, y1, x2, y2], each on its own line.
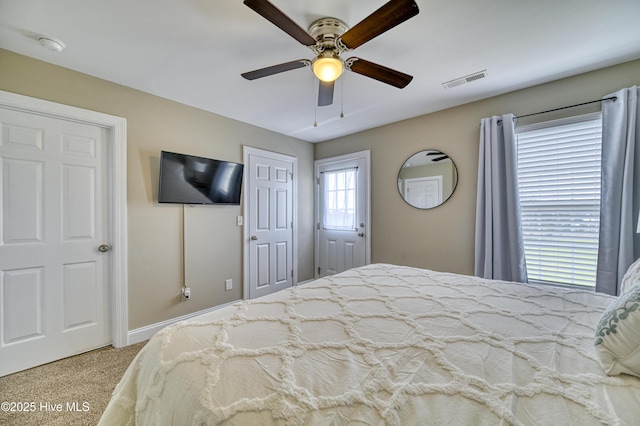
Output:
[0, 341, 147, 426]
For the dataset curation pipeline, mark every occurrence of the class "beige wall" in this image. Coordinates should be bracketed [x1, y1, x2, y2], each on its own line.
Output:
[3, 47, 640, 331]
[0, 49, 315, 330]
[315, 59, 640, 276]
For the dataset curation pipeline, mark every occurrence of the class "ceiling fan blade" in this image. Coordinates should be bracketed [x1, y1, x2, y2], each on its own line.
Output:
[318, 80, 335, 106]
[241, 59, 310, 80]
[243, 0, 317, 46]
[346, 57, 413, 88]
[426, 152, 449, 162]
[339, 0, 419, 50]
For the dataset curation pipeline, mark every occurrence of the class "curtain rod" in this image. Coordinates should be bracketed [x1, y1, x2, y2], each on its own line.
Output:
[515, 96, 618, 119]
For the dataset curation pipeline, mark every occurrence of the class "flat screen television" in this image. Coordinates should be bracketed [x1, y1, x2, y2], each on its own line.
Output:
[158, 151, 244, 205]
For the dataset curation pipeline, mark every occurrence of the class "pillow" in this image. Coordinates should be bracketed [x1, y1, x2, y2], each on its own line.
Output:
[595, 284, 640, 378]
[620, 257, 640, 293]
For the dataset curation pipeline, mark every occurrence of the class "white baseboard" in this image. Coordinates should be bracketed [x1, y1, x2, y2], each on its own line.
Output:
[126, 301, 237, 345]
[125, 280, 315, 346]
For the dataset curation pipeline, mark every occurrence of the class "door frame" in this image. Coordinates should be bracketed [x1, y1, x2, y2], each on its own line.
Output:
[242, 146, 298, 299]
[0, 90, 128, 348]
[314, 150, 371, 278]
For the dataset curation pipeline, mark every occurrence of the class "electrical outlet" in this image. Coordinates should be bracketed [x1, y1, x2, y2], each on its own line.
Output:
[225, 279, 232, 291]
[182, 287, 191, 300]
[236, 216, 243, 226]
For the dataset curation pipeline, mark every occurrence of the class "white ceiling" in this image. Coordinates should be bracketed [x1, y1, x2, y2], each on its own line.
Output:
[1, 0, 640, 143]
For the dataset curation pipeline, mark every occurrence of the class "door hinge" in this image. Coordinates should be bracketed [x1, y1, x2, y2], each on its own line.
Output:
[317, 267, 321, 275]
[291, 270, 294, 278]
[317, 223, 320, 230]
[316, 177, 320, 185]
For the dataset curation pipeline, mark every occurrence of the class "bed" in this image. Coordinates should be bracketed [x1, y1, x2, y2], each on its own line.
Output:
[99, 263, 640, 425]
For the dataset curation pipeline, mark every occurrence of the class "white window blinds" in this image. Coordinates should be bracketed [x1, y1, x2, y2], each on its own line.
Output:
[515, 113, 602, 287]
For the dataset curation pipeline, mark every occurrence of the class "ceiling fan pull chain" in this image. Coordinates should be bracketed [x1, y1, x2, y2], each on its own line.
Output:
[340, 80, 344, 119]
[314, 81, 318, 127]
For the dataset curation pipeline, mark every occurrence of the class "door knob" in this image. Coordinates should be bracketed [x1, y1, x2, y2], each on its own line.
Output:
[358, 233, 365, 237]
[98, 244, 111, 252]
[250, 235, 258, 240]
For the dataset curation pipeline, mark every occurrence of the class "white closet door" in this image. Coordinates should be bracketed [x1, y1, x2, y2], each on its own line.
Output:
[0, 108, 110, 376]
[246, 149, 294, 299]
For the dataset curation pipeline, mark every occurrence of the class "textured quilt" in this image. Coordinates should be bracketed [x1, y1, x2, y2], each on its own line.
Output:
[99, 264, 640, 425]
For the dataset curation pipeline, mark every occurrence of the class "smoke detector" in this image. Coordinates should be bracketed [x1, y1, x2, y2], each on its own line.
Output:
[38, 36, 66, 52]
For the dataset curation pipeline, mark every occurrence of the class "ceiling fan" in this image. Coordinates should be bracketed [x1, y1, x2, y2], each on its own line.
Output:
[241, 0, 420, 106]
[426, 151, 450, 162]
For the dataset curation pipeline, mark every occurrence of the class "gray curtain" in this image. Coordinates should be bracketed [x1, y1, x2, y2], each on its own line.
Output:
[596, 86, 640, 295]
[475, 114, 528, 282]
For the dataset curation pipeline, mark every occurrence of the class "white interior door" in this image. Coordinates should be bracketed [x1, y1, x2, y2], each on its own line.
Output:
[315, 151, 370, 278]
[0, 107, 111, 376]
[244, 147, 296, 299]
[404, 176, 442, 209]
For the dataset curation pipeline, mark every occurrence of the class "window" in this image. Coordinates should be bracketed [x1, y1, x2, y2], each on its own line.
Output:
[515, 113, 602, 287]
[322, 168, 357, 230]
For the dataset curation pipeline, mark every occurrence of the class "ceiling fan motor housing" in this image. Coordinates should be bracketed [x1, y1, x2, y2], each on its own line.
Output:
[308, 17, 349, 52]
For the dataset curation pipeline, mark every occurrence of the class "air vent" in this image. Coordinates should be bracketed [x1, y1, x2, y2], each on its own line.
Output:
[442, 70, 488, 89]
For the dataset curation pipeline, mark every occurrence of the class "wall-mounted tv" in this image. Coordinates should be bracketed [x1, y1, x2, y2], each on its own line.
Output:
[158, 151, 244, 205]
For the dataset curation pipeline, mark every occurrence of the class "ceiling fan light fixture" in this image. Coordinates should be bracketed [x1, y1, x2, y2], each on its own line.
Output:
[312, 55, 343, 82]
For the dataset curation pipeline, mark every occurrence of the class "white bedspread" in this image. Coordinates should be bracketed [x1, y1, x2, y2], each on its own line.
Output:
[100, 264, 640, 425]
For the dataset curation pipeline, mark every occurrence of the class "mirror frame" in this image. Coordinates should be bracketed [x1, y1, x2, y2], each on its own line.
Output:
[397, 149, 458, 209]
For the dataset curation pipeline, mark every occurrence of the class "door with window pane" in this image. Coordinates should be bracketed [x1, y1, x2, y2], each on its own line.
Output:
[315, 152, 369, 277]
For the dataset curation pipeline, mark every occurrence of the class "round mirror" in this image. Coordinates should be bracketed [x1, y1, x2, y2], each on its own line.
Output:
[397, 150, 458, 209]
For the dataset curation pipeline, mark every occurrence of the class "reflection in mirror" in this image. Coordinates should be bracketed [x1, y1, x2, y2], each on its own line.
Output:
[398, 150, 458, 209]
